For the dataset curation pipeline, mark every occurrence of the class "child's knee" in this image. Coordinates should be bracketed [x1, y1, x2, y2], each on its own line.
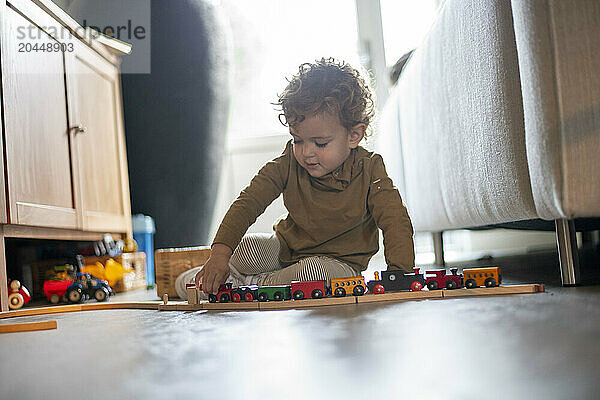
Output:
[229, 233, 280, 275]
[233, 233, 274, 257]
[293, 258, 331, 281]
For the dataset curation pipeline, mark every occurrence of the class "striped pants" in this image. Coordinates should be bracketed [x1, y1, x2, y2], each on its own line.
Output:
[229, 233, 358, 286]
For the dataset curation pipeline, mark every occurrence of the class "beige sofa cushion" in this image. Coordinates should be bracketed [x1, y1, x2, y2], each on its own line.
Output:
[511, 0, 600, 219]
[396, 0, 537, 232]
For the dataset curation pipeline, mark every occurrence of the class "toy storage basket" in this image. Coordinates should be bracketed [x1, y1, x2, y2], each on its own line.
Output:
[154, 246, 211, 298]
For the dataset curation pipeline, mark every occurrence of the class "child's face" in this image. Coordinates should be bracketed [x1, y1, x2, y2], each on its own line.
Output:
[290, 112, 364, 178]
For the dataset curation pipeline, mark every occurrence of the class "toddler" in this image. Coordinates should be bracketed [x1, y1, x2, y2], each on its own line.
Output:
[175, 58, 414, 298]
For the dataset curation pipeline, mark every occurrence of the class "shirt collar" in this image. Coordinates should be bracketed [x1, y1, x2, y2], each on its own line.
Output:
[312, 147, 361, 190]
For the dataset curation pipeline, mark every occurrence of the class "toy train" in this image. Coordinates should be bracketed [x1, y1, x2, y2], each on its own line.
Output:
[196, 267, 502, 303]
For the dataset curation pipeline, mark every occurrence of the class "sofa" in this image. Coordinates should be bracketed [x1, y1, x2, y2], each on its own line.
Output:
[379, 0, 600, 285]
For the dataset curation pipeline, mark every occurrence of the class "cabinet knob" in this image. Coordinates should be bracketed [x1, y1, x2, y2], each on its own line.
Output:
[71, 124, 87, 134]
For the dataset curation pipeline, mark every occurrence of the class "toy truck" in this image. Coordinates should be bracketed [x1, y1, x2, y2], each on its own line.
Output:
[43, 272, 114, 304]
[68, 272, 114, 302]
[43, 279, 73, 304]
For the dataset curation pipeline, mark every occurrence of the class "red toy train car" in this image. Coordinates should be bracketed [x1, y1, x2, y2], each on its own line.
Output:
[425, 268, 462, 290]
[291, 280, 327, 299]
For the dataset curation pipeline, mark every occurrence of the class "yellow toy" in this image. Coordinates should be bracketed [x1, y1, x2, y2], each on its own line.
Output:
[81, 262, 108, 282]
[104, 258, 133, 287]
[81, 259, 133, 287]
[462, 267, 502, 288]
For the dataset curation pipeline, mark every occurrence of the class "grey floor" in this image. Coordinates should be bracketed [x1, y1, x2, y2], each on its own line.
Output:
[1, 248, 600, 400]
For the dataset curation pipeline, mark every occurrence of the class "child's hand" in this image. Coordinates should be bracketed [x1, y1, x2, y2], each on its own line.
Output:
[195, 244, 232, 295]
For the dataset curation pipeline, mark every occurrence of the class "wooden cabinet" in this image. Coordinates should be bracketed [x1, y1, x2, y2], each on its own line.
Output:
[0, 0, 133, 311]
[2, 4, 77, 229]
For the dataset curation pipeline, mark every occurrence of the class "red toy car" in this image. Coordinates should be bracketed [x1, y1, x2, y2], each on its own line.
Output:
[425, 268, 462, 290]
[290, 280, 327, 300]
[43, 279, 74, 304]
[7, 279, 32, 310]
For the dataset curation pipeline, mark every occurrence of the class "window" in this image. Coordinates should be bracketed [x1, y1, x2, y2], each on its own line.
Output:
[379, 0, 439, 68]
[221, 0, 361, 139]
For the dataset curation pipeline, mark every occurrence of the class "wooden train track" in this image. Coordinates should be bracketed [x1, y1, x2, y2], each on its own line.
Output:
[0, 284, 545, 318]
[0, 320, 57, 334]
[0, 301, 162, 319]
[159, 283, 546, 311]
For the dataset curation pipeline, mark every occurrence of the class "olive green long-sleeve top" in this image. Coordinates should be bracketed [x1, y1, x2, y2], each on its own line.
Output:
[213, 140, 415, 273]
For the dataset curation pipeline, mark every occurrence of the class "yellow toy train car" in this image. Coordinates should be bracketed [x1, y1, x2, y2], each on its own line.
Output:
[330, 276, 366, 297]
[462, 267, 501, 288]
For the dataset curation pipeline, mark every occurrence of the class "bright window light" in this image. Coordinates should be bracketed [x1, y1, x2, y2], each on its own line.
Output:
[380, 0, 439, 68]
[221, 0, 361, 138]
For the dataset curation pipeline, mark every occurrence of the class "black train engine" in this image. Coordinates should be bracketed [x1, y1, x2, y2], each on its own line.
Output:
[367, 267, 426, 294]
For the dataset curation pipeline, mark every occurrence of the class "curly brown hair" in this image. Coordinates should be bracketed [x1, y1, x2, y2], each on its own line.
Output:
[275, 58, 375, 136]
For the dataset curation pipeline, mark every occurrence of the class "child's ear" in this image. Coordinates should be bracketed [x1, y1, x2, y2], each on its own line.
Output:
[348, 123, 366, 148]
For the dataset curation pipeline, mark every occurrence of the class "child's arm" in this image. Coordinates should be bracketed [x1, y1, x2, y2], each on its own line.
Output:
[367, 155, 415, 272]
[197, 142, 292, 294]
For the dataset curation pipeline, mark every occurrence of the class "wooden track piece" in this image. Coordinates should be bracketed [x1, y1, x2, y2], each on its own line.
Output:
[441, 284, 544, 298]
[158, 302, 190, 311]
[0, 304, 82, 319]
[80, 302, 161, 311]
[157, 302, 203, 311]
[203, 301, 259, 311]
[258, 295, 357, 310]
[0, 320, 57, 334]
[0, 302, 162, 319]
[356, 290, 443, 304]
[175, 304, 203, 311]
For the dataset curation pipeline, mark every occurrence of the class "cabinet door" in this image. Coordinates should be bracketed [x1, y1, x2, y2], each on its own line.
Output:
[65, 42, 131, 233]
[0, 5, 77, 228]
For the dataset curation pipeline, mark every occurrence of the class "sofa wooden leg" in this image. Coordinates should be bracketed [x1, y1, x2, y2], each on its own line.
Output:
[555, 219, 580, 286]
[432, 232, 445, 267]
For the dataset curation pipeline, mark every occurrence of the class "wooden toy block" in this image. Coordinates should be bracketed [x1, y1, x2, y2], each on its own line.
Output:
[0, 320, 57, 334]
[163, 294, 169, 305]
[258, 295, 357, 310]
[186, 284, 198, 305]
[356, 290, 443, 304]
[203, 301, 260, 311]
[441, 284, 545, 298]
